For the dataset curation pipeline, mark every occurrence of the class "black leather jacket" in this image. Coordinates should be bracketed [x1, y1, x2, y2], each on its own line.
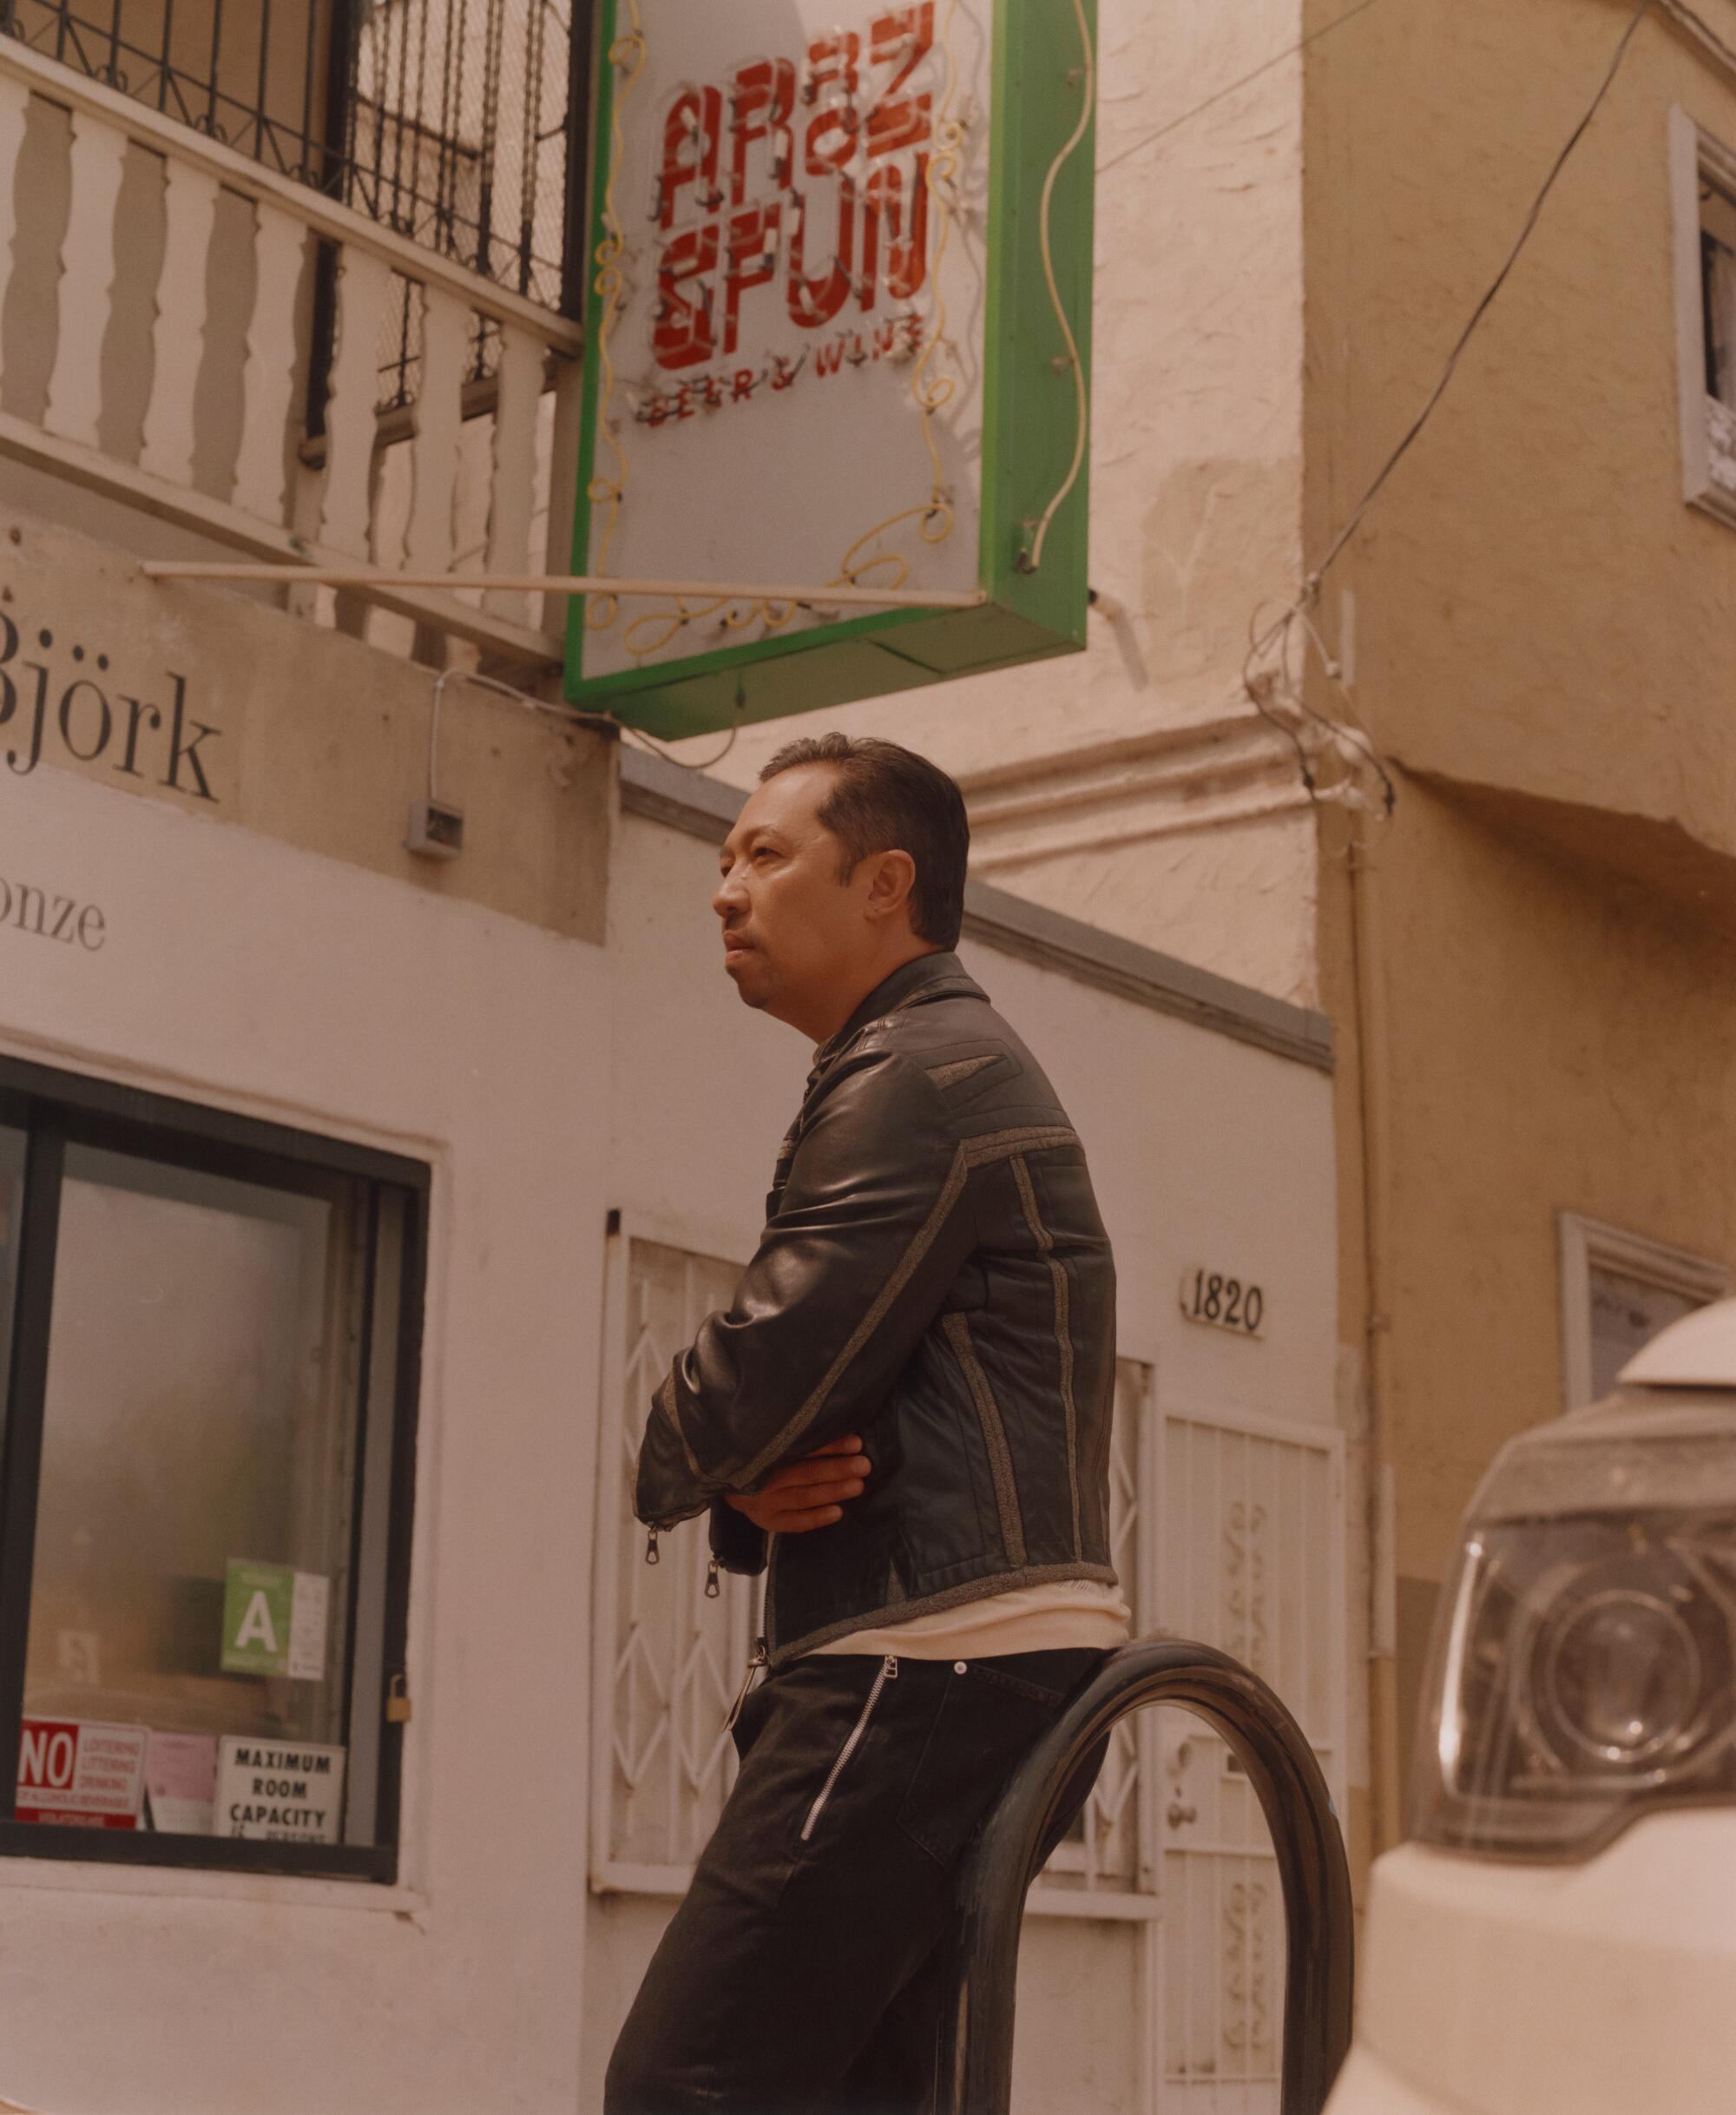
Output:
[634, 951, 1119, 1668]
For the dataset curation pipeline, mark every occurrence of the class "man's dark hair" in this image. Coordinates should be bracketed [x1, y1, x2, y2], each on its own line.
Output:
[759, 733, 970, 950]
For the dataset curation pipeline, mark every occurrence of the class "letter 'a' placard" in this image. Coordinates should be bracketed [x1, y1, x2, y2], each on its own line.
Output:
[565, 0, 1097, 737]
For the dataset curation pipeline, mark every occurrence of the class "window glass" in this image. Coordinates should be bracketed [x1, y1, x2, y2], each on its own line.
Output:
[0, 1124, 23, 1440]
[18, 1143, 398, 1845]
[1700, 180, 1736, 411]
[1588, 1264, 1701, 1403]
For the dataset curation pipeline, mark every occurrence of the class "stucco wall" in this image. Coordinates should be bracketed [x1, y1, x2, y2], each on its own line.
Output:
[0, 516, 612, 942]
[1320, 781, 1736, 1769]
[1302, 0, 1736, 1821]
[1302, 0, 1736, 854]
[0, 763, 612, 2115]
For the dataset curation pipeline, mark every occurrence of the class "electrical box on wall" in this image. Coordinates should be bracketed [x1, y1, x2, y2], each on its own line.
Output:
[406, 798, 465, 860]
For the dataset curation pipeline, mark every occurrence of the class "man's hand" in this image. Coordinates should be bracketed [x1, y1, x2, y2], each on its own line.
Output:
[725, 1434, 871, 1534]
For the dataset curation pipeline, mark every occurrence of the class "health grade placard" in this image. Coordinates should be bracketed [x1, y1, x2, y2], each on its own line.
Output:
[220, 1559, 329, 1682]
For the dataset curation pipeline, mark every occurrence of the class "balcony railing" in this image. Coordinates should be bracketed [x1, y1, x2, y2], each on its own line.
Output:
[0, 32, 582, 668]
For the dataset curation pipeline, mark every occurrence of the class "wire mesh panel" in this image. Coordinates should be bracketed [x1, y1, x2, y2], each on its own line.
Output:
[1154, 1407, 1345, 2115]
[591, 1235, 759, 1894]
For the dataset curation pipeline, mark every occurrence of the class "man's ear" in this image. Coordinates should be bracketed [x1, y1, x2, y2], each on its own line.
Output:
[863, 848, 919, 928]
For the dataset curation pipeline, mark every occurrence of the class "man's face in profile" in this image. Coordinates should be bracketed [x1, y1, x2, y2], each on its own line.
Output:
[713, 765, 867, 1026]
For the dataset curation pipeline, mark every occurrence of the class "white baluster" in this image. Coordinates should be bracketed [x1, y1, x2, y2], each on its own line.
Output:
[138, 155, 219, 486]
[44, 105, 128, 449]
[483, 321, 543, 624]
[0, 76, 29, 403]
[403, 280, 468, 575]
[230, 198, 307, 522]
[319, 243, 393, 558]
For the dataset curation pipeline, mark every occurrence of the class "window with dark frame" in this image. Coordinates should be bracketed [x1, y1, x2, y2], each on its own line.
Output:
[1700, 176, 1736, 412]
[0, 1059, 425, 1882]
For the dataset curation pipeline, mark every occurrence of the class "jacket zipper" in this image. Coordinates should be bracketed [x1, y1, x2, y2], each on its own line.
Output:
[642, 1525, 720, 1597]
[799, 1655, 898, 1843]
[723, 1637, 769, 1735]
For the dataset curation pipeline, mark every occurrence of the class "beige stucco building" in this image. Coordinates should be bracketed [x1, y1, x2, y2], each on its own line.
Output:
[1305, 0, 1736, 1840]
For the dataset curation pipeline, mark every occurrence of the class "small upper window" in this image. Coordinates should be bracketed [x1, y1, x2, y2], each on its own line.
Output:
[1700, 179, 1736, 411]
[0, 1059, 425, 1881]
[1671, 108, 1736, 524]
[1558, 1211, 1730, 1412]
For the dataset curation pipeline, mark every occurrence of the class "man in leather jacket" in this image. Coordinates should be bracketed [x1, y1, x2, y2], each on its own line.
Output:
[607, 735, 1125, 2113]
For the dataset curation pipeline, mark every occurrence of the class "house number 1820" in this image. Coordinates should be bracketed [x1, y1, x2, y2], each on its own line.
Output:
[1180, 1269, 1265, 1338]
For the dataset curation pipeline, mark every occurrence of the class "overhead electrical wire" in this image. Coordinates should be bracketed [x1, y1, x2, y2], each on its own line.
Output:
[1305, 0, 1657, 591]
[1245, 0, 1658, 811]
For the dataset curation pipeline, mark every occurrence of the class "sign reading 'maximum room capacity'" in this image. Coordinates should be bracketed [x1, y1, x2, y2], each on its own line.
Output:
[566, 0, 1097, 738]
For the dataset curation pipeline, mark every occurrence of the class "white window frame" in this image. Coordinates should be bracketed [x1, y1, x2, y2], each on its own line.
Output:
[1557, 1210, 1731, 1412]
[1669, 104, 1736, 527]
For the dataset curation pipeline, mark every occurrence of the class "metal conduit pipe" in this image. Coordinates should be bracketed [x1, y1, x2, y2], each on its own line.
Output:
[935, 1638, 1356, 2115]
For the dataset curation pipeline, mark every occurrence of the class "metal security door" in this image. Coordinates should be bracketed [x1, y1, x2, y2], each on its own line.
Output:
[1154, 1404, 1345, 2114]
[590, 1229, 760, 1894]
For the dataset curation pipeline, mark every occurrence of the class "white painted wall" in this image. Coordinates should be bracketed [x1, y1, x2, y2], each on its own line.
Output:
[0, 764, 1334, 2115]
[0, 766, 610, 2115]
[682, 0, 1318, 1003]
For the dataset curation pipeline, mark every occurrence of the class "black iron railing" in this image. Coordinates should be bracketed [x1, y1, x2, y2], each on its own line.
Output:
[937, 1639, 1356, 2115]
[1, 0, 589, 406]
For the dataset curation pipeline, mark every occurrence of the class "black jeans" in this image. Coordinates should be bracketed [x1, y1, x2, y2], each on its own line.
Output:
[605, 1647, 1106, 2115]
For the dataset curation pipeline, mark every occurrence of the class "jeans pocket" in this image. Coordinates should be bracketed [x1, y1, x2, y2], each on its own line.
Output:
[895, 1664, 1063, 1868]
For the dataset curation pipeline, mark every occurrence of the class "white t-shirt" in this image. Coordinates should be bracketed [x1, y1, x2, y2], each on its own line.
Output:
[808, 1579, 1130, 1660]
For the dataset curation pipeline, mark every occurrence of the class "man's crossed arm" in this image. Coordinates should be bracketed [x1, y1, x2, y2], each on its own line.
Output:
[723, 1433, 872, 1535]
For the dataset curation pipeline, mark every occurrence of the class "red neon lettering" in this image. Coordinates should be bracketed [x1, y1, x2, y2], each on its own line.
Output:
[729, 58, 796, 208]
[802, 33, 860, 175]
[788, 181, 856, 329]
[658, 86, 722, 228]
[814, 337, 850, 379]
[732, 369, 757, 401]
[867, 6, 935, 158]
[723, 201, 782, 355]
[869, 157, 930, 301]
[805, 31, 859, 103]
[654, 223, 720, 371]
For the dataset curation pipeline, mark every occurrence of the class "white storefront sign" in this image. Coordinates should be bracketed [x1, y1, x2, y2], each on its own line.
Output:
[568, 0, 1099, 735]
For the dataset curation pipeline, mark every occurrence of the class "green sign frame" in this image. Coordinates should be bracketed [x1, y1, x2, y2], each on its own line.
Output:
[563, 0, 1097, 739]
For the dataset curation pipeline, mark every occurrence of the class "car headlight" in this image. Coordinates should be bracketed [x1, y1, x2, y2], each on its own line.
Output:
[1412, 1389, 1736, 1861]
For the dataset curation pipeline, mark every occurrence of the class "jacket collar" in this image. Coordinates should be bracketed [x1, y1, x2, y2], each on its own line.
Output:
[812, 950, 985, 1072]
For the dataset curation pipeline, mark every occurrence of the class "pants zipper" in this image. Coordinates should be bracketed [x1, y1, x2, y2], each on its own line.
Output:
[723, 1638, 768, 1735]
[799, 1655, 898, 1844]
